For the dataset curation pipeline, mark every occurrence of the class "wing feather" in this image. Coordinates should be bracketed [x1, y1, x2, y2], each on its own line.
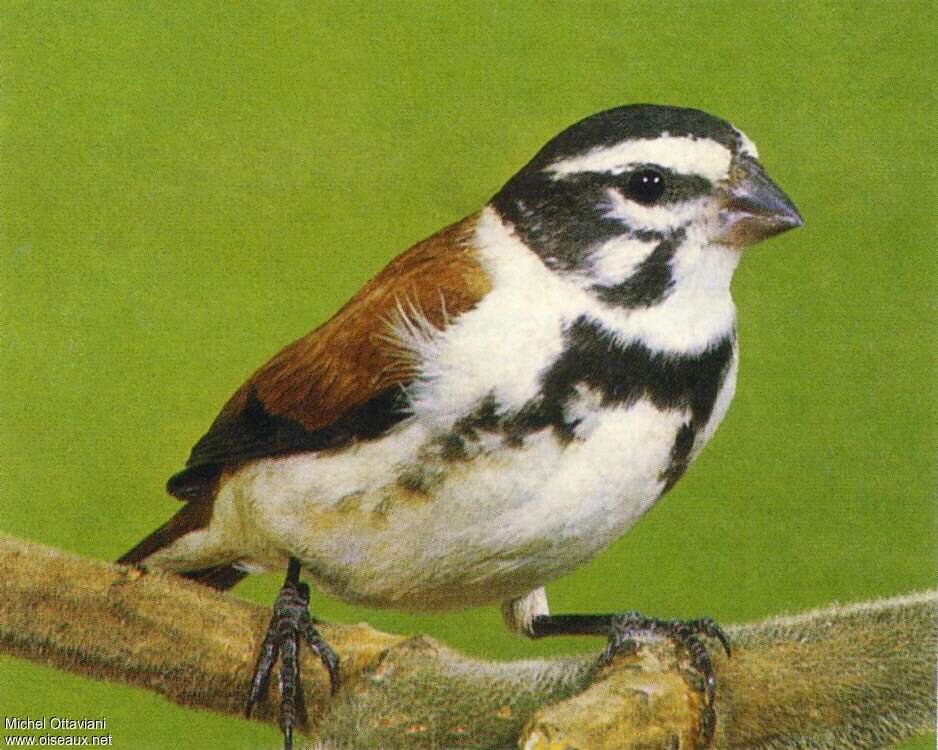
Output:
[167, 213, 491, 500]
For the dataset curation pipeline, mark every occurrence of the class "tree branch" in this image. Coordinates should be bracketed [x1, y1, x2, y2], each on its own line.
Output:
[0, 535, 933, 749]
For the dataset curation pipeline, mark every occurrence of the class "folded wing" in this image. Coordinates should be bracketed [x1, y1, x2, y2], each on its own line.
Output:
[167, 213, 491, 501]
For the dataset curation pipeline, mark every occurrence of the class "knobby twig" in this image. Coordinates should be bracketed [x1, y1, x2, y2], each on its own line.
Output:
[0, 535, 933, 749]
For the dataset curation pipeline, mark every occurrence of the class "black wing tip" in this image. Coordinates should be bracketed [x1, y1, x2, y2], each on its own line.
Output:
[166, 463, 222, 502]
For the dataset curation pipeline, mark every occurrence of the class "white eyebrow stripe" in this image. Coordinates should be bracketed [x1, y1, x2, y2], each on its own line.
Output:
[736, 130, 759, 159]
[546, 135, 734, 181]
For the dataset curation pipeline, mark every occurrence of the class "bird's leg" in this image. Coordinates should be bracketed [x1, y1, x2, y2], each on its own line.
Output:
[244, 558, 340, 750]
[529, 612, 730, 748]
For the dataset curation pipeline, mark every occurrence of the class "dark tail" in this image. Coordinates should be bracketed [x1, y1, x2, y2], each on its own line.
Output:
[117, 499, 246, 592]
[179, 565, 247, 590]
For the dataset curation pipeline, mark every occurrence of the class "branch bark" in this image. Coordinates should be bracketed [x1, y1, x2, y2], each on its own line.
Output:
[0, 534, 933, 749]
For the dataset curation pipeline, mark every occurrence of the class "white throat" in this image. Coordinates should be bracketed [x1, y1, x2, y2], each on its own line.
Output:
[476, 206, 739, 354]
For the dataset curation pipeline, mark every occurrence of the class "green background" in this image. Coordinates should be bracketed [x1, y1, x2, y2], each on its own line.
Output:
[1, 1, 934, 748]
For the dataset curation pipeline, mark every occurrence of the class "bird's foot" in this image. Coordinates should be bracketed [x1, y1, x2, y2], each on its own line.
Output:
[601, 612, 730, 748]
[244, 569, 340, 750]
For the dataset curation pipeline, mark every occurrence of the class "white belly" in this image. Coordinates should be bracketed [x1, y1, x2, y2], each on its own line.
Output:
[161, 394, 714, 610]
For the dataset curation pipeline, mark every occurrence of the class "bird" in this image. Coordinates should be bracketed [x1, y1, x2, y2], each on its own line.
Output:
[118, 103, 802, 748]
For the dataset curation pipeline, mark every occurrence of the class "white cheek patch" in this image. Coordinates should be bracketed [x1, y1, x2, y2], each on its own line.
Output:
[546, 135, 733, 181]
[586, 233, 661, 287]
[472, 207, 737, 355]
[604, 188, 702, 232]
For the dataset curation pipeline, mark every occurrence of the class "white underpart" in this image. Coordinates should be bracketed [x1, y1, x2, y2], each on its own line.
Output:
[148, 208, 741, 612]
[563, 383, 606, 440]
[166, 394, 695, 610]
[547, 135, 733, 181]
[501, 587, 549, 635]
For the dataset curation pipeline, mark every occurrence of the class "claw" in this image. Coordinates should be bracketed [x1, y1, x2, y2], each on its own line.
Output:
[599, 611, 643, 666]
[700, 705, 716, 746]
[245, 626, 280, 718]
[296, 582, 341, 695]
[278, 627, 300, 742]
[602, 612, 730, 749]
[243, 561, 340, 750]
[695, 616, 732, 658]
[300, 617, 340, 695]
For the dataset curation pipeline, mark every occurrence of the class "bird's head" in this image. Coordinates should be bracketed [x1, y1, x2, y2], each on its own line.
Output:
[490, 104, 802, 307]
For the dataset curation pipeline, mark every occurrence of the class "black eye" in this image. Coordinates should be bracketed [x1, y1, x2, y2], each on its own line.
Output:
[627, 169, 666, 205]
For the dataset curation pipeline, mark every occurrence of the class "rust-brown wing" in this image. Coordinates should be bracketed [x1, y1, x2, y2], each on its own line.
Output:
[166, 213, 491, 501]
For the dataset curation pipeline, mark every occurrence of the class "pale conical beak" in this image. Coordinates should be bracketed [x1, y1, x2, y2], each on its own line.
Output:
[715, 156, 803, 248]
